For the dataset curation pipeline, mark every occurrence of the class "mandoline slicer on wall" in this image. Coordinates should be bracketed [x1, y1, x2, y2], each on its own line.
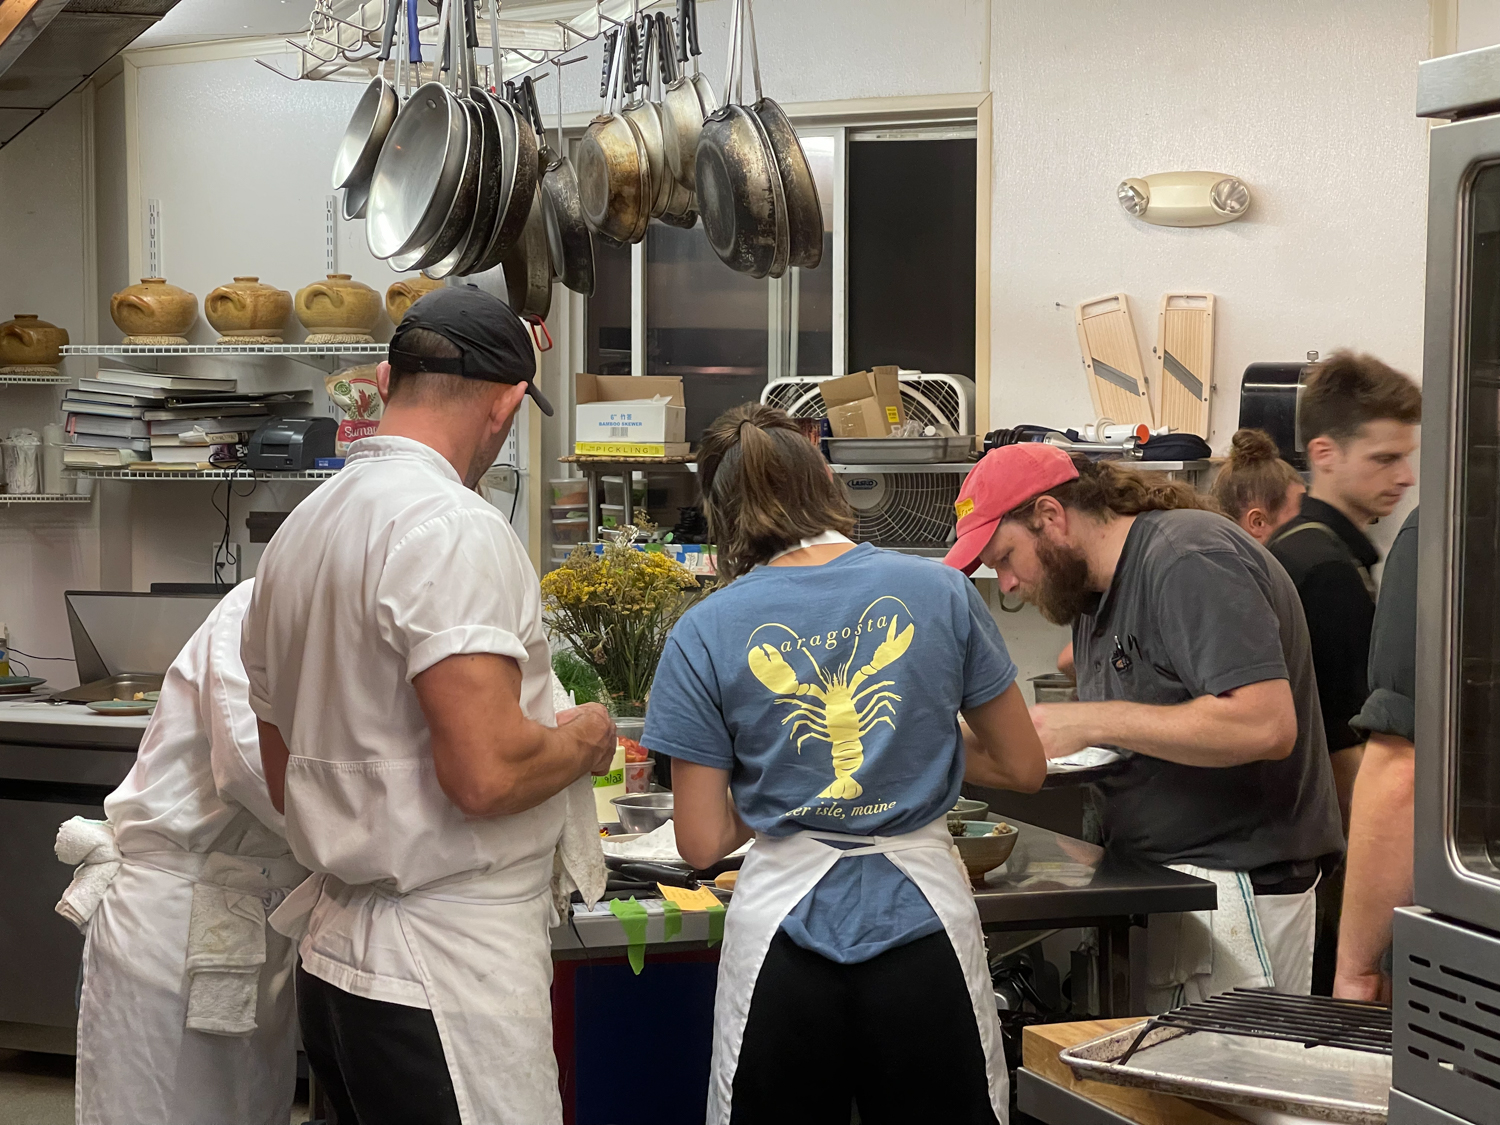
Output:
[1075, 294, 1154, 427]
[1154, 293, 1215, 438]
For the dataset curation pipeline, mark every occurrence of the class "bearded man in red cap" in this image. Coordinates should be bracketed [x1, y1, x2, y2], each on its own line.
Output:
[945, 445, 1343, 1010]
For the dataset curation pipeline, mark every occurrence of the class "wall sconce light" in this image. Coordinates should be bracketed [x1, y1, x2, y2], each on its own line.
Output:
[1117, 171, 1251, 227]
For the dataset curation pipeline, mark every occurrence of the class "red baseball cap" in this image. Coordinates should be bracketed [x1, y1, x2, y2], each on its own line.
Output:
[943, 444, 1080, 575]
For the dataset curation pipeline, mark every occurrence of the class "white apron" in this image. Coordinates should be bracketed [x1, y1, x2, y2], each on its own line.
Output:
[76, 849, 306, 1125]
[706, 817, 1008, 1124]
[274, 861, 568, 1125]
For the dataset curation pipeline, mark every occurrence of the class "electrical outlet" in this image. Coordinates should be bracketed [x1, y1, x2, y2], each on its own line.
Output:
[211, 542, 241, 585]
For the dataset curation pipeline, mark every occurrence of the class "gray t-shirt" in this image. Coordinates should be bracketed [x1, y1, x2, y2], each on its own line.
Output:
[1073, 509, 1345, 873]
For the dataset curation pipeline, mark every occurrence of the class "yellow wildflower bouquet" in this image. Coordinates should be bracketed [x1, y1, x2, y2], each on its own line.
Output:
[540, 528, 703, 716]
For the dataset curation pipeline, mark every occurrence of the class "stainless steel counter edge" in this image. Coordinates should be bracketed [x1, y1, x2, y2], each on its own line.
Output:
[0, 702, 148, 750]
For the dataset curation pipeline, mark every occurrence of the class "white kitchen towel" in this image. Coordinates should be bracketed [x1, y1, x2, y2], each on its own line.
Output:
[549, 673, 607, 921]
[53, 817, 122, 930]
[182, 852, 271, 1036]
[552, 776, 607, 921]
[1145, 865, 1273, 1013]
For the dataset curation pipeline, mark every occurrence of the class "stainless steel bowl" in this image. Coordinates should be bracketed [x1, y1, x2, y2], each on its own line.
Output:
[611, 792, 674, 834]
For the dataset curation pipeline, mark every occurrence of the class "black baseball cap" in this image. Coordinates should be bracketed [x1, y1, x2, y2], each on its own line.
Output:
[388, 284, 553, 416]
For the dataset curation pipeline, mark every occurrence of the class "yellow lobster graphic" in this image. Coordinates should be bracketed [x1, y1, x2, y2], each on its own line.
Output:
[746, 599, 915, 800]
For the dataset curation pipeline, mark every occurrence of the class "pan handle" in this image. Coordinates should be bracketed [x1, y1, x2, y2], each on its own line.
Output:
[600, 26, 616, 102]
[378, 0, 400, 62]
[721, 0, 740, 108]
[656, 12, 676, 85]
[464, 0, 477, 49]
[525, 315, 552, 352]
[686, 0, 701, 59]
[408, 0, 422, 64]
[676, 0, 690, 64]
[522, 74, 545, 140]
[744, 0, 762, 103]
[622, 19, 638, 98]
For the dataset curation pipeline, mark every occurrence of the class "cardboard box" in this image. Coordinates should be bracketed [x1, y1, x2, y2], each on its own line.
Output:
[819, 367, 905, 438]
[575, 374, 686, 449]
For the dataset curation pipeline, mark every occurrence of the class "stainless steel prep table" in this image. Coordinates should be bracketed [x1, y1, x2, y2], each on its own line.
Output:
[0, 701, 147, 1051]
[550, 818, 1216, 1017]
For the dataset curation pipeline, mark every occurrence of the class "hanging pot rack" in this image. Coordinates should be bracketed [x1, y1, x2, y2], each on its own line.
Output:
[256, 0, 684, 87]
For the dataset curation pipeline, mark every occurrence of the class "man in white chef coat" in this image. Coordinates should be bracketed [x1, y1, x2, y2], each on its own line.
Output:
[241, 286, 615, 1125]
[59, 578, 308, 1125]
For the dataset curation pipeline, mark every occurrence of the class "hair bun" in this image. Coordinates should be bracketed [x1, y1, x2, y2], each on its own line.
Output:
[1227, 428, 1280, 465]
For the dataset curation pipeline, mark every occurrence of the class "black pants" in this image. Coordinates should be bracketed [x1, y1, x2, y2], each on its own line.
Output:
[297, 964, 461, 1125]
[730, 930, 999, 1125]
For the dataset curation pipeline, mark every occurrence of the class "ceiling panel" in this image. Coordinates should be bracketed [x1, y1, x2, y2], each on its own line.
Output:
[0, 9, 160, 131]
[0, 106, 42, 143]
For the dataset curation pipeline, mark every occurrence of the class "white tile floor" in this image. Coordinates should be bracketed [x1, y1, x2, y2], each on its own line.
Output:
[0, 1051, 311, 1124]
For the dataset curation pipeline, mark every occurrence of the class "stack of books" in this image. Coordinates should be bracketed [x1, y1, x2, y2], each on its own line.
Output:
[62, 369, 311, 471]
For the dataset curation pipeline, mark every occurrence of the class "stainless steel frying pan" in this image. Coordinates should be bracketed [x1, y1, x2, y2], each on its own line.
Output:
[658, 7, 702, 193]
[577, 27, 650, 245]
[533, 66, 595, 296]
[742, 0, 820, 270]
[696, 0, 787, 278]
[621, 16, 672, 222]
[332, 0, 401, 220]
[365, 0, 471, 261]
[502, 185, 552, 320]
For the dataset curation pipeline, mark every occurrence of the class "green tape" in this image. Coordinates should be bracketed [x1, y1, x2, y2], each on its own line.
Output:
[706, 903, 726, 947]
[610, 897, 649, 974]
[661, 899, 682, 942]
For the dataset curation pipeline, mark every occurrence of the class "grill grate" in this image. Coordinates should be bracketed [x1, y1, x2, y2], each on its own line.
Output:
[1119, 989, 1392, 1065]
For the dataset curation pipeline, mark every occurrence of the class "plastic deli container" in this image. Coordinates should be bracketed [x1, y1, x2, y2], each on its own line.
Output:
[600, 503, 628, 529]
[551, 504, 588, 521]
[551, 478, 588, 507]
[551, 517, 591, 545]
[625, 759, 656, 794]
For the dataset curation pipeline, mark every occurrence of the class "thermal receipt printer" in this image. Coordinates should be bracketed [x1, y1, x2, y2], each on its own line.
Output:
[247, 417, 337, 471]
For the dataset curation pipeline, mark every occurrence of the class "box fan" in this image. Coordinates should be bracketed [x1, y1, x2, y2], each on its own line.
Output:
[760, 372, 976, 435]
[760, 373, 975, 552]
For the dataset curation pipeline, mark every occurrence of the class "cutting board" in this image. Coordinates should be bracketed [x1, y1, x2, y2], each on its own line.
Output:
[1077, 294, 1155, 427]
[1022, 1019, 1246, 1125]
[1155, 293, 1216, 438]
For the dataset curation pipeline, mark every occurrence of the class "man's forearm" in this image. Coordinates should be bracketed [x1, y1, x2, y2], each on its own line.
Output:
[458, 720, 599, 818]
[1335, 734, 1415, 993]
[1046, 693, 1292, 767]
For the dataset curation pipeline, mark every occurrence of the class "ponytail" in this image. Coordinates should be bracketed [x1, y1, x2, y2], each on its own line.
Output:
[1211, 428, 1303, 523]
[698, 403, 855, 582]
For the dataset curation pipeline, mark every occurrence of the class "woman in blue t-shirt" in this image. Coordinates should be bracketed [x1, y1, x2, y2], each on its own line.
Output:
[643, 404, 1046, 1125]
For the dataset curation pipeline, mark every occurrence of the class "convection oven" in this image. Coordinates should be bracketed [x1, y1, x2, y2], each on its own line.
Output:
[1394, 43, 1500, 1125]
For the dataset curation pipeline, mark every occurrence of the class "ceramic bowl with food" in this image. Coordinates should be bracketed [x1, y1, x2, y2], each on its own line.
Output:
[951, 820, 1018, 885]
[949, 797, 989, 822]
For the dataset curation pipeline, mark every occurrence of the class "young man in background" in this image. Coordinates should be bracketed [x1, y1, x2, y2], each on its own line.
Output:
[1267, 351, 1420, 995]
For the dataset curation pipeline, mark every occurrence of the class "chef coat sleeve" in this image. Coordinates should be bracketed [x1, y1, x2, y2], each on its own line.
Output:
[204, 585, 284, 834]
[1156, 549, 1289, 699]
[960, 579, 1019, 710]
[376, 508, 533, 681]
[641, 624, 733, 770]
[240, 577, 273, 724]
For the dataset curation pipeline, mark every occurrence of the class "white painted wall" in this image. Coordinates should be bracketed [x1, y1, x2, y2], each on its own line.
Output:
[987, 0, 1432, 680]
[0, 93, 98, 688]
